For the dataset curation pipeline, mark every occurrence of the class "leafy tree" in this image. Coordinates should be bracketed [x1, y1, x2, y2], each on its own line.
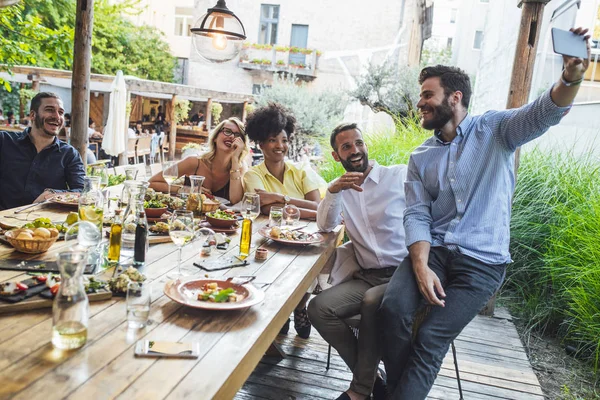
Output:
[349, 61, 420, 122]
[255, 74, 347, 158]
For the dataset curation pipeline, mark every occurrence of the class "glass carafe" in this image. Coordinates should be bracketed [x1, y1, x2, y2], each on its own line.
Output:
[121, 182, 148, 262]
[78, 176, 104, 231]
[52, 250, 89, 350]
[186, 175, 205, 217]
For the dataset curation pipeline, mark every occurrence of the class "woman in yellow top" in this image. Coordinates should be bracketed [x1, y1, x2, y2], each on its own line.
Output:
[148, 117, 249, 204]
[244, 103, 326, 339]
[243, 103, 325, 220]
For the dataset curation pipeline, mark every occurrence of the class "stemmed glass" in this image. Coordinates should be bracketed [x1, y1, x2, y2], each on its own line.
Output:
[242, 193, 260, 220]
[167, 211, 195, 280]
[162, 161, 178, 196]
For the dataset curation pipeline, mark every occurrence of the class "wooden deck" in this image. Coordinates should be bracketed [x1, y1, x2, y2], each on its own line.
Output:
[236, 307, 544, 400]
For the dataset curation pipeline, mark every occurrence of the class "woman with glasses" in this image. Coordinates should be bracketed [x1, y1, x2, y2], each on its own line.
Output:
[148, 117, 249, 204]
[244, 103, 327, 339]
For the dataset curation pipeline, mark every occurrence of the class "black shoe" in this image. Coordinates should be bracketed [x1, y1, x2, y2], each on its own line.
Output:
[334, 392, 351, 400]
[279, 318, 290, 335]
[372, 376, 387, 400]
[294, 307, 311, 339]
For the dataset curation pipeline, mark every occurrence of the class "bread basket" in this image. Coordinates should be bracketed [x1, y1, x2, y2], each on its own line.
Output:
[201, 199, 220, 213]
[5, 228, 60, 254]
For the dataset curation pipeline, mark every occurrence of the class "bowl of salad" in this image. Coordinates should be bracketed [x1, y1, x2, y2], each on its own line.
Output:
[205, 210, 238, 228]
[144, 199, 168, 218]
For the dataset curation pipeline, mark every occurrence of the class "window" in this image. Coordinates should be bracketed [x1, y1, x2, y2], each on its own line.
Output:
[447, 37, 453, 49]
[450, 9, 457, 23]
[258, 4, 280, 45]
[473, 30, 484, 49]
[174, 7, 194, 37]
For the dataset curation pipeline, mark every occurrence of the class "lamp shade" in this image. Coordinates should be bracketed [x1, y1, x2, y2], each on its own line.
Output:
[191, 1, 246, 63]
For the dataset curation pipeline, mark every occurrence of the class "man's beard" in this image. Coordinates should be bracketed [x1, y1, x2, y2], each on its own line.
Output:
[340, 152, 369, 172]
[421, 97, 454, 131]
[34, 114, 61, 137]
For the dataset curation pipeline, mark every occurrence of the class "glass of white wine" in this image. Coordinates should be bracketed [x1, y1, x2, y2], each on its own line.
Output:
[89, 163, 109, 190]
[162, 161, 178, 196]
[167, 210, 195, 280]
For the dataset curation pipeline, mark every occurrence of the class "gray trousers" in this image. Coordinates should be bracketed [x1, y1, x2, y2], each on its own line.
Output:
[379, 246, 506, 399]
[307, 267, 396, 396]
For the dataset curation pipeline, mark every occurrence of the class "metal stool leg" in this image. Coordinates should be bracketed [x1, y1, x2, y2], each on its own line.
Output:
[451, 341, 464, 399]
[326, 344, 331, 370]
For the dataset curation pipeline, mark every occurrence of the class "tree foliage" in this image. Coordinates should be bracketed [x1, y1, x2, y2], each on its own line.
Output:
[0, 0, 176, 85]
[349, 61, 420, 122]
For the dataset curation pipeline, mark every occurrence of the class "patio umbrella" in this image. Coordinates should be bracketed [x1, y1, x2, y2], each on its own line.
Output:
[101, 70, 128, 157]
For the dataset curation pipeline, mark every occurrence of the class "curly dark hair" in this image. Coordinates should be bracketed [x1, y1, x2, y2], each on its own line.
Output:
[419, 65, 471, 109]
[245, 102, 296, 143]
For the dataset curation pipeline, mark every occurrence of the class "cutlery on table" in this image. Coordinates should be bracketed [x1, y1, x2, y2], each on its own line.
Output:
[13, 200, 50, 214]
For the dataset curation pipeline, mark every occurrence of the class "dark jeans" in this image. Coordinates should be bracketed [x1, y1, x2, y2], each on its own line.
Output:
[378, 246, 506, 400]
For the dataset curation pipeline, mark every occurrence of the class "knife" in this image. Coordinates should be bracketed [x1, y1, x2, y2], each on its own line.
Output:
[13, 200, 50, 214]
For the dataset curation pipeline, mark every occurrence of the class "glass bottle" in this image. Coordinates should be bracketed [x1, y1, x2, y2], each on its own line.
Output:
[134, 211, 148, 267]
[108, 209, 122, 265]
[239, 210, 252, 259]
[78, 176, 104, 231]
[186, 175, 205, 217]
[121, 182, 148, 262]
[52, 250, 89, 350]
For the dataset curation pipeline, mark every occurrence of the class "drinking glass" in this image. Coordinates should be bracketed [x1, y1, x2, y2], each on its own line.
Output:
[89, 164, 109, 190]
[241, 192, 260, 221]
[269, 206, 283, 227]
[196, 227, 215, 257]
[124, 166, 138, 181]
[283, 204, 301, 226]
[167, 210, 195, 280]
[162, 161, 178, 195]
[126, 281, 151, 329]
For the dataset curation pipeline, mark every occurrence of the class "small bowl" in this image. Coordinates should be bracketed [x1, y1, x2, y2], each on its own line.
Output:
[205, 213, 238, 229]
[144, 207, 168, 218]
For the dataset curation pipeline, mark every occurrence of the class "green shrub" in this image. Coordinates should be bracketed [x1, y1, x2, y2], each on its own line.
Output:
[506, 148, 600, 371]
[317, 116, 430, 182]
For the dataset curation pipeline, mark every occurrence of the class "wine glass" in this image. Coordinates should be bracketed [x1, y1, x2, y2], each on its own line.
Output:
[241, 192, 260, 220]
[162, 161, 178, 196]
[167, 210, 195, 280]
[283, 204, 301, 226]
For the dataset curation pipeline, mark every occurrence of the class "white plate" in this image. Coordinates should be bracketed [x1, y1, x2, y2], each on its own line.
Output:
[214, 196, 230, 205]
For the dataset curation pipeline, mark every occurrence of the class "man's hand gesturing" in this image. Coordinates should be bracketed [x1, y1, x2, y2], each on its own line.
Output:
[328, 172, 364, 194]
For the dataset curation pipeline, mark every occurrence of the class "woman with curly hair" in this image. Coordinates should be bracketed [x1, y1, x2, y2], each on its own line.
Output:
[243, 103, 325, 220]
[148, 117, 249, 204]
[244, 102, 326, 339]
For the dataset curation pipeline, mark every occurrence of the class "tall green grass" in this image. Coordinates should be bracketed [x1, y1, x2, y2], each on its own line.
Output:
[318, 117, 431, 182]
[506, 148, 600, 371]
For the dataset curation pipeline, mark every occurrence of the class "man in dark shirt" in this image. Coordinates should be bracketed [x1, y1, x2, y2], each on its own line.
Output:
[0, 92, 85, 210]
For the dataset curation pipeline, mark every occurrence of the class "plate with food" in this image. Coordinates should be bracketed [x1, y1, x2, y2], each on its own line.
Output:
[258, 226, 325, 246]
[164, 278, 264, 310]
[48, 193, 80, 207]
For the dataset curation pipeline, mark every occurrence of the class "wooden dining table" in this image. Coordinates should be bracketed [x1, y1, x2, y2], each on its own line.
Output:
[0, 202, 343, 399]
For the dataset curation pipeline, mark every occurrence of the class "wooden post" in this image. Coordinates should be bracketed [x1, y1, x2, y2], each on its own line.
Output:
[169, 94, 177, 161]
[508, 0, 549, 173]
[71, 0, 94, 165]
[19, 83, 25, 120]
[205, 98, 213, 131]
[480, 0, 549, 318]
[241, 101, 248, 122]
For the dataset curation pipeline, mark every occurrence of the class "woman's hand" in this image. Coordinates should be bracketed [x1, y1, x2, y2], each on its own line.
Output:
[231, 136, 245, 159]
[254, 189, 282, 206]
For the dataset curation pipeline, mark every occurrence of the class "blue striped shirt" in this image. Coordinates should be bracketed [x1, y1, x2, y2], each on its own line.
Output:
[404, 88, 571, 265]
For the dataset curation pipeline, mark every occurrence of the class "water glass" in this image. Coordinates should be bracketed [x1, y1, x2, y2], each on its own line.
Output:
[126, 281, 151, 329]
[283, 204, 301, 226]
[269, 206, 283, 227]
[124, 166, 138, 181]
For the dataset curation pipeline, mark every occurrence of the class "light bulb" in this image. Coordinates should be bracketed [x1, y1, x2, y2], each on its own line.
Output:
[212, 33, 228, 50]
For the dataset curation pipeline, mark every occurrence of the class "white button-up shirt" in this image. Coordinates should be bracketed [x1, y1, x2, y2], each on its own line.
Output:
[317, 162, 408, 270]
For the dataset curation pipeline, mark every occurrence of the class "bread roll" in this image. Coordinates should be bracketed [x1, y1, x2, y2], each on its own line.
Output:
[33, 227, 51, 239]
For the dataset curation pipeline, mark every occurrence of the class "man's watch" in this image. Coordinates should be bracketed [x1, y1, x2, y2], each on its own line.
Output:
[283, 195, 290, 204]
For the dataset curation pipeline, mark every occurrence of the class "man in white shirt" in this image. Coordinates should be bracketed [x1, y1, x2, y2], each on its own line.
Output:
[307, 123, 408, 400]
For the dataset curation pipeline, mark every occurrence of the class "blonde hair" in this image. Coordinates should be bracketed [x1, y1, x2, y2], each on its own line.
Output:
[200, 117, 249, 167]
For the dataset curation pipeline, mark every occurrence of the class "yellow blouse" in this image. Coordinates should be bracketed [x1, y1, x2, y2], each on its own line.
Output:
[243, 161, 326, 199]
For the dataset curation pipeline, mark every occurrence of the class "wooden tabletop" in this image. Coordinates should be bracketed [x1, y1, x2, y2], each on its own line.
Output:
[0, 203, 343, 399]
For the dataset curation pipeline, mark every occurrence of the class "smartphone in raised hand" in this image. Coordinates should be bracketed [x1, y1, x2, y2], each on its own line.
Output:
[551, 28, 588, 59]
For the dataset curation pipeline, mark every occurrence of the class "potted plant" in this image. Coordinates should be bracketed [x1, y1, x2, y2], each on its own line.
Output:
[211, 102, 223, 125]
[174, 99, 191, 126]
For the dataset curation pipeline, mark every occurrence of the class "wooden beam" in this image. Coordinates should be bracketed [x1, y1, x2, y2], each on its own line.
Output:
[205, 98, 213, 132]
[71, 0, 94, 165]
[19, 83, 25, 120]
[169, 95, 177, 160]
[241, 101, 248, 122]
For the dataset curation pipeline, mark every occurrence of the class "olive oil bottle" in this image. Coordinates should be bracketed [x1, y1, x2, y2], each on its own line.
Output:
[239, 211, 252, 259]
[108, 210, 122, 264]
